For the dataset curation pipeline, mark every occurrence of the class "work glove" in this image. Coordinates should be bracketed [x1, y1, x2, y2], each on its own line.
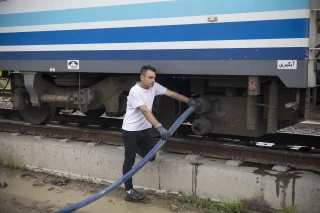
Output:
[187, 98, 201, 111]
[155, 124, 170, 140]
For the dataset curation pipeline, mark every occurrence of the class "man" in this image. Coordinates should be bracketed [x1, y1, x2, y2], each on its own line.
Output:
[122, 65, 200, 200]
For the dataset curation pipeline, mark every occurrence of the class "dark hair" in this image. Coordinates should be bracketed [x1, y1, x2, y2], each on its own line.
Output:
[140, 65, 156, 76]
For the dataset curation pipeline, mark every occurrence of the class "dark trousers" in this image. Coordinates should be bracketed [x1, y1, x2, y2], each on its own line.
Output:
[122, 129, 156, 191]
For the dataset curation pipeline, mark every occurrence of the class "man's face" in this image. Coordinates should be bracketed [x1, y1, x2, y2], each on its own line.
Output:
[141, 70, 156, 88]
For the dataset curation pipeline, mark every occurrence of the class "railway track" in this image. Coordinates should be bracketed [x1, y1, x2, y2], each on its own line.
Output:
[0, 109, 320, 172]
[1, 108, 320, 146]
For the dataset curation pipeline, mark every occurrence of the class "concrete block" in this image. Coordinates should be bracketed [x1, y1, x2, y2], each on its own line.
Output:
[272, 165, 290, 172]
[116, 146, 124, 151]
[226, 160, 243, 167]
[1, 132, 320, 213]
[185, 154, 203, 161]
[34, 136, 45, 139]
[159, 159, 193, 194]
[86, 143, 100, 147]
[11, 133, 22, 136]
[293, 171, 320, 213]
[59, 139, 72, 143]
[134, 156, 161, 190]
[185, 155, 204, 165]
[197, 164, 282, 211]
[158, 150, 167, 155]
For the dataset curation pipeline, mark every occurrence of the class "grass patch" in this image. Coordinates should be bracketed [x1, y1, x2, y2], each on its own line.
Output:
[274, 205, 297, 213]
[1, 146, 27, 170]
[179, 195, 246, 213]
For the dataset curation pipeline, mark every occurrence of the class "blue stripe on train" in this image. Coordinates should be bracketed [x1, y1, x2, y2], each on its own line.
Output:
[0, 48, 308, 60]
[0, 19, 309, 46]
[0, 0, 309, 27]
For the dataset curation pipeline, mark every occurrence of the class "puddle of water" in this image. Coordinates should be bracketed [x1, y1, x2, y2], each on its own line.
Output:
[0, 174, 172, 213]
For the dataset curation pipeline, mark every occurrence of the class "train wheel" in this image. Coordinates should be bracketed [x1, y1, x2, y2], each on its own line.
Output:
[20, 103, 56, 125]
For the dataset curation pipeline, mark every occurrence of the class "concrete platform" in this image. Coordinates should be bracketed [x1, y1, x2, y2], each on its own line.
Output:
[0, 132, 319, 213]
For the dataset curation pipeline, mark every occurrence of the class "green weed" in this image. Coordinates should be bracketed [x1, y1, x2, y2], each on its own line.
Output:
[179, 195, 246, 213]
[1, 146, 26, 170]
[274, 205, 297, 213]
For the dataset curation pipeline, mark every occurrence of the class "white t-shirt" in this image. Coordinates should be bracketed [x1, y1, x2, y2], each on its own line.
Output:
[122, 82, 167, 131]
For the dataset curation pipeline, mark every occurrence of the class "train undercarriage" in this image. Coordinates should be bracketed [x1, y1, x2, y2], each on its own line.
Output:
[1, 71, 319, 138]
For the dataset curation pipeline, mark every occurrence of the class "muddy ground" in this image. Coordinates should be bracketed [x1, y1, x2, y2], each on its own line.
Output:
[0, 165, 207, 213]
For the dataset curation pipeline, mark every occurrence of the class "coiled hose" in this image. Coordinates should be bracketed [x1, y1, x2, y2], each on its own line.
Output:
[55, 107, 195, 213]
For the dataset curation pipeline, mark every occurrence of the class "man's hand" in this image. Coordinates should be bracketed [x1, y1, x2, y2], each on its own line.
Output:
[187, 98, 201, 111]
[155, 124, 170, 140]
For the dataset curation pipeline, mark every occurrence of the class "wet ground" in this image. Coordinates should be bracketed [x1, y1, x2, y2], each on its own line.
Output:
[0, 166, 199, 213]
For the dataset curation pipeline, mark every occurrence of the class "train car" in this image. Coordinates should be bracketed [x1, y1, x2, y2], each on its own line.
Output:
[0, 0, 319, 137]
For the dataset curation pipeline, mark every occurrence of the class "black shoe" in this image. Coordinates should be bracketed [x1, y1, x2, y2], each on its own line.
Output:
[125, 189, 144, 200]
